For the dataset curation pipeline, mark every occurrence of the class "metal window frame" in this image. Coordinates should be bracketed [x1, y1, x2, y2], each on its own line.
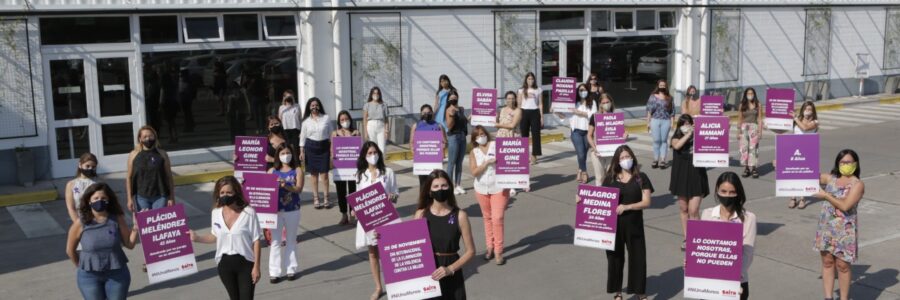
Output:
[182, 14, 224, 43]
[706, 9, 742, 83]
[0, 18, 39, 140]
[347, 12, 403, 111]
[801, 8, 832, 77]
[262, 14, 299, 40]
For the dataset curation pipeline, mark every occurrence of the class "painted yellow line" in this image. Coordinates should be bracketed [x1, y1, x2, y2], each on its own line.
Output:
[0, 189, 58, 207]
[173, 170, 234, 186]
[814, 103, 844, 112]
[880, 97, 900, 104]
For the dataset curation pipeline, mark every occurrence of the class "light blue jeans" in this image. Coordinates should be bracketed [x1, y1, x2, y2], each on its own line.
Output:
[447, 132, 466, 185]
[650, 118, 671, 162]
[570, 129, 589, 172]
[136, 195, 167, 211]
[76, 267, 131, 300]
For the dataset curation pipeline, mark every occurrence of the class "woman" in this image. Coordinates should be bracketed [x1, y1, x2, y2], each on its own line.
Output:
[645, 79, 674, 169]
[554, 83, 596, 184]
[587, 93, 621, 186]
[416, 170, 476, 300]
[299, 97, 333, 209]
[495, 91, 523, 196]
[468, 125, 509, 265]
[126, 125, 175, 213]
[596, 145, 652, 300]
[190, 176, 262, 300]
[681, 85, 701, 117]
[363, 86, 390, 152]
[789, 101, 820, 209]
[587, 72, 604, 99]
[66, 183, 138, 300]
[268, 145, 303, 283]
[445, 90, 468, 195]
[737, 87, 763, 178]
[278, 90, 302, 150]
[332, 110, 360, 225]
[433, 75, 457, 131]
[670, 114, 709, 250]
[353, 141, 400, 300]
[66, 153, 98, 223]
[265, 116, 288, 170]
[518, 72, 543, 165]
[701, 172, 757, 300]
[813, 149, 864, 300]
[411, 104, 446, 189]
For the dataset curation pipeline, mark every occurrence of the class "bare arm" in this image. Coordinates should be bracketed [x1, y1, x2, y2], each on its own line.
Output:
[251, 240, 261, 284]
[818, 181, 865, 212]
[671, 131, 692, 150]
[65, 181, 78, 223]
[450, 211, 476, 273]
[66, 222, 83, 267]
[468, 151, 493, 178]
[125, 151, 137, 212]
[587, 125, 597, 150]
[161, 150, 175, 206]
[190, 230, 217, 244]
[628, 188, 652, 210]
[362, 110, 369, 140]
[294, 167, 305, 194]
[118, 215, 139, 249]
[410, 126, 416, 146]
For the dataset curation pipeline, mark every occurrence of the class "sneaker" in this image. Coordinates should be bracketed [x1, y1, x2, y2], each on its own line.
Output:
[509, 189, 517, 196]
[456, 186, 466, 195]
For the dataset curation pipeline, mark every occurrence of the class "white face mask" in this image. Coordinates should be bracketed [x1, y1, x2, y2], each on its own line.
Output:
[747, 94, 755, 101]
[579, 91, 588, 98]
[476, 136, 487, 145]
[366, 154, 379, 166]
[279, 154, 292, 164]
[803, 111, 813, 117]
[340, 121, 350, 128]
[373, 95, 380, 101]
[681, 125, 692, 134]
[601, 103, 612, 111]
[619, 158, 634, 171]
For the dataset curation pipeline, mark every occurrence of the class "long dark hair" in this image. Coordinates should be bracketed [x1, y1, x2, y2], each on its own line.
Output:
[685, 85, 699, 100]
[213, 176, 248, 209]
[367, 86, 383, 103]
[830, 149, 861, 178]
[797, 100, 818, 121]
[577, 83, 593, 110]
[266, 115, 284, 140]
[602, 145, 641, 186]
[521, 72, 538, 91]
[303, 97, 326, 120]
[356, 141, 386, 182]
[504, 91, 518, 109]
[75, 152, 98, 178]
[79, 182, 125, 224]
[654, 79, 672, 112]
[671, 114, 694, 140]
[740, 87, 758, 112]
[272, 144, 298, 170]
[715, 171, 747, 222]
[435, 74, 456, 96]
[336, 110, 355, 130]
[446, 90, 460, 109]
[417, 169, 459, 210]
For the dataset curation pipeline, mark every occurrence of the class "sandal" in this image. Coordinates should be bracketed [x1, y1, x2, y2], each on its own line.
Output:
[659, 161, 669, 169]
[613, 293, 623, 300]
[313, 197, 323, 209]
[324, 197, 334, 209]
[788, 198, 798, 209]
[370, 289, 385, 300]
[751, 167, 759, 178]
[484, 251, 494, 261]
[742, 167, 751, 178]
[680, 240, 686, 251]
[495, 256, 506, 265]
[797, 198, 808, 209]
[338, 214, 349, 225]
[651, 161, 659, 169]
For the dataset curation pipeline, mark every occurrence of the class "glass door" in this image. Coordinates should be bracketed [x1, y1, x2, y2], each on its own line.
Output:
[45, 52, 139, 177]
[540, 38, 586, 113]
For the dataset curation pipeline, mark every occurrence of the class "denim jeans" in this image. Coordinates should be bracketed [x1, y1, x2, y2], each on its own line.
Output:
[570, 129, 589, 172]
[447, 132, 467, 185]
[136, 195, 167, 212]
[649, 118, 671, 162]
[77, 267, 131, 300]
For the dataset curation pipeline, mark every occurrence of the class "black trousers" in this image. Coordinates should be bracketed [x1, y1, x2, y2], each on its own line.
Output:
[335, 180, 356, 214]
[519, 109, 542, 156]
[217, 254, 255, 300]
[283, 129, 300, 150]
[418, 175, 429, 190]
[741, 282, 749, 300]
[605, 213, 647, 295]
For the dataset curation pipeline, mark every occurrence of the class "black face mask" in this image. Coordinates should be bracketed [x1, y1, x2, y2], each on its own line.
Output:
[448, 100, 458, 107]
[90, 200, 108, 212]
[80, 168, 97, 178]
[269, 125, 283, 134]
[717, 195, 739, 208]
[430, 189, 452, 203]
[141, 139, 155, 149]
[219, 195, 237, 206]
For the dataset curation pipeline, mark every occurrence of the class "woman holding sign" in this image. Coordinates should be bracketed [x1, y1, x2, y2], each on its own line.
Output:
[554, 83, 597, 184]
[670, 114, 709, 250]
[813, 149, 864, 300]
[788, 101, 819, 209]
[600, 145, 652, 300]
[645, 79, 674, 169]
[587, 93, 619, 186]
[495, 91, 522, 196]
[468, 125, 509, 265]
[363, 86, 390, 152]
[354, 141, 400, 300]
[191, 176, 262, 300]
[333, 110, 360, 225]
[412, 104, 447, 189]
[701, 172, 757, 300]
[416, 170, 476, 300]
[126, 126, 175, 213]
[267, 145, 304, 283]
[445, 90, 469, 195]
[737, 87, 763, 179]
[300, 97, 334, 209]
[66, 183, 139, 300]
[517, 72, 543, 165]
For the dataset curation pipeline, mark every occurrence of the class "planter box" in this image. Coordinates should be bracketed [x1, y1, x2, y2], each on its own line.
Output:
[15, 149, 35, 187]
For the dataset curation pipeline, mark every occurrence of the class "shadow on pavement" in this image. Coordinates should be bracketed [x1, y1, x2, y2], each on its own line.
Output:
[646, 266, 683, 299]
[756, 222, 784, 236]
[850, 264, 900, 299]
[529, 174, 577, 192]
[649, 194, 676, 210]
[503, 225, 574, 261]
[128, 266, 220, 298]
[296, 252, 367, 278]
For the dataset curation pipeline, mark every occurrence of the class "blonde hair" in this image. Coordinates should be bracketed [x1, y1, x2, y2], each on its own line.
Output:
[134, 125, 162, 151]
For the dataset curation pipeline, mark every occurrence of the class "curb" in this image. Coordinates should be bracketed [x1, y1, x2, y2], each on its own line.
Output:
[0, 189, 58, 207]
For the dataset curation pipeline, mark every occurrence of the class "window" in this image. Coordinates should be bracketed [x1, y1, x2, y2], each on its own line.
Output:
[591, 36, 674, 107]
[264, 15, 297, 39]
[349, 13, 402, 110]
[540, 11, 585, 30]
[40, 17, 130, 45]
[636, 10, 656, 30]
[884, 8, 900, 70]
[591, 11, 610, 31]
[614, 12, 634, 30]
[496, 11, 537, 97]
[803, 9, 831, 76]
[659, 11, 677, 29]
[140, 16, 179, 44]
[224, 14, 259, 41]
[708, 10, 741, 82]
[183, 16, 222, 42]
[0, 18, 37, 139]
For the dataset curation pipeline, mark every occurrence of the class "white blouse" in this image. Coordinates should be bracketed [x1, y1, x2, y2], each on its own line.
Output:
[354, 167, 400, 249]
[299, 114, 333, 146]
[473, 142, 502, 195]
[518, 87, 542, 110]
[566, 102, 597, 131]
[278, 104, 302, 130]
[211, 206, 262, 264]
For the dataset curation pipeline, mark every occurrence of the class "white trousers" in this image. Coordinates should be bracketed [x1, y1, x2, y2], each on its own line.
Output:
[366, 119, 387, 152]
[590, 152, 612, 186]
[268, 209, 300, 277]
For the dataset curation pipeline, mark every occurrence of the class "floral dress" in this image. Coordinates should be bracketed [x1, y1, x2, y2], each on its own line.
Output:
[496, 108, 519, 138]
[814, 175, 859, 263]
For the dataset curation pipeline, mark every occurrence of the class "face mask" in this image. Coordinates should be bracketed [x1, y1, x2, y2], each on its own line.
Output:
[687, 92, 695, 98]
[90, 200, 108, 212]
[476, 136, 487, 145]
[373, 95, 380, 101]
[141, 139, 155, 149]
[219, 195, 236, 206]
[430, 189, 452, 203]
[747, 95, 755, 101]
[601, 103, 612, 111]
[803, 111, 813, 118]
[681, 125, 692, 134]
[340, 121, 350, 129]
[619, 158, 634, 171]
[279, 154, 292, 164]
[366, 154, 379, 166]
[448, 99, 458, 106]
[80, 168, 97, 178]
[717, 195, 739, 208]
[422, 113, 433, 121]
[311, 107, 320, 114]
[270, 125, 283, 134]
[579, 91, 588, 98]
[839, 162, 857, 176]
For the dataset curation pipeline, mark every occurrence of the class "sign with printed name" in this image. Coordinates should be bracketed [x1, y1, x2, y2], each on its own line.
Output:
[413, 131, 444, 175]
[701, 95, 724, 116]
[136, 204, 198, 284]
[551, 76, 577, 112]
[685, 220, 743, 300]
[574, 185, 619, 250]
[233, 136, 268, 179]
[379, 219, 442, 300]
[470, 88, 497, 127]
[495, 137, 530, 189]
[775, 134, 821, 197]
[693, 116, 730, 168]
[593, 112, 626, 157]
[348, 182, 401, 233]
[242, 172, 278, 229]
[332, 136, 362, 181]
[765, 88, 795, 131]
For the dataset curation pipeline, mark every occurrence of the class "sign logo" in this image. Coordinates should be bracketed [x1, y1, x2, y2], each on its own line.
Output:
[423, 285, 437, 292]
[181, 263, 194, 270]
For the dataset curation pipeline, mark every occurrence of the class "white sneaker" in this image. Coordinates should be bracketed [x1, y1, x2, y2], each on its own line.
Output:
[509, 189, 517, 196]
[455, 186, 465, 195]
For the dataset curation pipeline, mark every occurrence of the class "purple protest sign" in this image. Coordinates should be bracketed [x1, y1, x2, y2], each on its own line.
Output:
[136, 204, 198, 284]
[684, 220, 743, 300]
[348, 182, 401, 233]
[378, 219, 442, 300]
[693, 116, 730, 168]
[701, 95, 724, 116]
[574, 185, 619, 250]
[593, 112, 626, 157]
[776, 134, 820, 197]
[234, 136, 268, 179]
[551, 76, 577, 112]
[413, 131, 444, 175]
[470, 88, 497, 127]
[495, 137, 530, 189]
[765, 88, 795, 131]
[332, 136, 362, 181]
[242, 172, 278, 229]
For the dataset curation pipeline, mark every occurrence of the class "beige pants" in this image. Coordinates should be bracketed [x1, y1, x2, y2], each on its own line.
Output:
[590, 152, 612, 186]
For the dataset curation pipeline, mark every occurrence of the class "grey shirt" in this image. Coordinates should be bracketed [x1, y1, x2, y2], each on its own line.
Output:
[363, 101, 387, 121]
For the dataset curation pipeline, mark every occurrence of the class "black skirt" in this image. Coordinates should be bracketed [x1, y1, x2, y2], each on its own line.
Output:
[428, 254, 466, 300]
[669, 152, 709, 198]
[304, 138, 330, 174]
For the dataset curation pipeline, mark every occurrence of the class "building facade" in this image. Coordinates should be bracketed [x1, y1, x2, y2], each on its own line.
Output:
[0, 0, 898, 184]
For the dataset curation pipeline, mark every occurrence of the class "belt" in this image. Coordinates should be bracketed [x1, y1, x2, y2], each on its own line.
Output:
[435, 252, 458, 257]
